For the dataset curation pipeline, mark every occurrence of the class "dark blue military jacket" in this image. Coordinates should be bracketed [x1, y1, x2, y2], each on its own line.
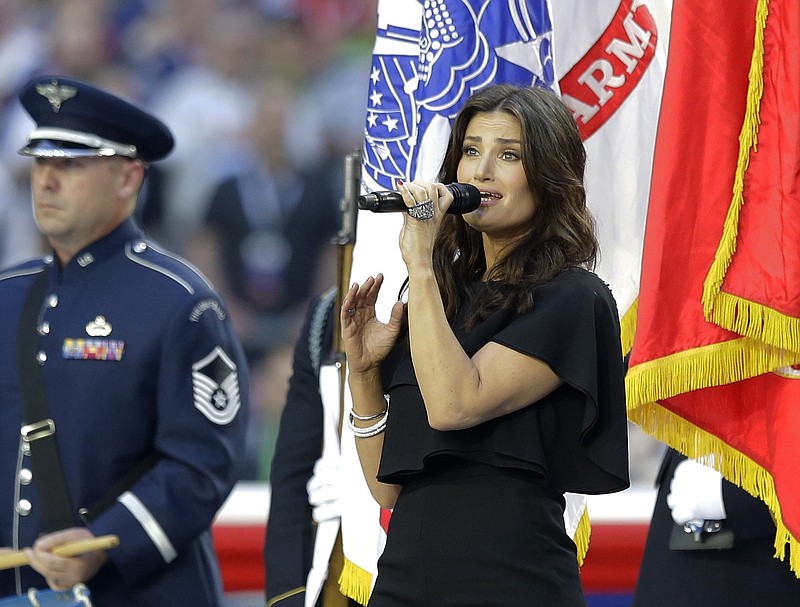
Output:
[0, 219, 248, 606]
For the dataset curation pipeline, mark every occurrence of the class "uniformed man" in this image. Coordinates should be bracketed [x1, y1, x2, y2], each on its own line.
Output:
[0, 75, 249, 606]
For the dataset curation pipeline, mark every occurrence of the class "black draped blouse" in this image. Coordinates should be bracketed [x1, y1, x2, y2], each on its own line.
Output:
[377, 267, 630, 495]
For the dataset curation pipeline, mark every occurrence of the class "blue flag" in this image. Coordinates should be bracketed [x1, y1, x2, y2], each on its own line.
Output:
[362, 0, 556, 192]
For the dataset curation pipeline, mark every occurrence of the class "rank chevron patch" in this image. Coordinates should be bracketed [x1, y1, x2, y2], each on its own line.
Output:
[191, 346, 241, 425]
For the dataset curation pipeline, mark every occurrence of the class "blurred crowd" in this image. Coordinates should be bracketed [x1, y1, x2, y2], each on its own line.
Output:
[0, 0, 377, 481]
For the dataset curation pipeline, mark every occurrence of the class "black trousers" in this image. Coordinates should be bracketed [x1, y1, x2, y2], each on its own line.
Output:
[368, 460, 586, 607]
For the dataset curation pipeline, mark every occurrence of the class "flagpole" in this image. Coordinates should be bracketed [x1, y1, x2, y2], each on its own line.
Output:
[332, 149, 360, 434]
[320, 149, 361, 607]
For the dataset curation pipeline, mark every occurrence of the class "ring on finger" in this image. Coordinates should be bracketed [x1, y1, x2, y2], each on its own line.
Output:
[407, 198, 434, 221]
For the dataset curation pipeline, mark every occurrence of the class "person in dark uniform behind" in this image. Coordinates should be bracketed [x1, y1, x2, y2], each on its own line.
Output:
[633, 448, 800, 605]
[265, 288, 360, 607]
[0, 75, 249, 606]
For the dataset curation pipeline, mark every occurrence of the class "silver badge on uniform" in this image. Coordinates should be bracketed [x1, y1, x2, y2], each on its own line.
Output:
[86, 315, 112, 337]
[191, 347, 241, 425]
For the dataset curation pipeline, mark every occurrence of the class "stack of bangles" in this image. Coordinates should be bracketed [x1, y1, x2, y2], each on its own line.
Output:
[347, 398, 389, 438]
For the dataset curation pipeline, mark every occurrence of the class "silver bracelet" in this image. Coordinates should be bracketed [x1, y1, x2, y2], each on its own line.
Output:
[350, 409, 385, 422]
[347, 401, 389, 438]
[348, 415, 387, 438]
[350, 394, 390, 421]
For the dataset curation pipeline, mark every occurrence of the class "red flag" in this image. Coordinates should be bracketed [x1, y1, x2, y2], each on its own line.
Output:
[702, 0, 800, 351]
[627, 0, 800, 575]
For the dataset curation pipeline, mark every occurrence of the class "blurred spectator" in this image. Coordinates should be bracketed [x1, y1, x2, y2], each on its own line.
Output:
[292, 0, 378, 47]
[184, 75, 341, 479]
[44, 0, 122, 81]
[258, 13, 329, 84]
[148, 3, 267, 250]
[119, 0, 219, 85]
[0, 163, 44, 269]
[186, 75, 340, 358]
[0, 1, 44, 115]
[284, 5, 374, 171]
[0, 0, 42, 267]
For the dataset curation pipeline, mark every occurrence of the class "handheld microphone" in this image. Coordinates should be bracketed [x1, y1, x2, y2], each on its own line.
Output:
[357, 183, 481, 215]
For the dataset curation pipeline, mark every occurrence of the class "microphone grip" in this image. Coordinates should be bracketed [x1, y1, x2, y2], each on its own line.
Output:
[358, 183, 481, 215]
[357, 191, 407, 212]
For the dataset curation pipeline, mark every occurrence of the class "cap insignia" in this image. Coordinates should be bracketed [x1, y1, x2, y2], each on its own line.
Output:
[36, 81, 78, 113]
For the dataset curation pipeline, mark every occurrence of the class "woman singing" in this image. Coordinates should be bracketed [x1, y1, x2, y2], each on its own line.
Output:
[342, 84, 629, 607]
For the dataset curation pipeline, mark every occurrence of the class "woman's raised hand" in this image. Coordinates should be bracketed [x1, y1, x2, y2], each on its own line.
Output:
[341, 274, 405, 375]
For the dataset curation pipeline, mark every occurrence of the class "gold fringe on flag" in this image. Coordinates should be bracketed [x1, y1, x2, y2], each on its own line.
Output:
[338, 557, 373, 606]
[625, 336, 800, 410]
[629, 401, 800, 577]
[574, 506, 591, 567]
[712, 292, 800, 356]
[620, 298, 638, 356]
[701, 0, 799, 353]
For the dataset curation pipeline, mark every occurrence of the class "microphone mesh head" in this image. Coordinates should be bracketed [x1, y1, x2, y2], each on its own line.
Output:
[450, 183, 481, 213]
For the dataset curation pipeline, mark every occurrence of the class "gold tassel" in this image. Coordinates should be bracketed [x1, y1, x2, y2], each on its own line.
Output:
[338, 557, 373, 606]
[574, 506, 592, 567]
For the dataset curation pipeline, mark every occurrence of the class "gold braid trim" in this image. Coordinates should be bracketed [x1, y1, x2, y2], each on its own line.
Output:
[266, 587, 305, 607]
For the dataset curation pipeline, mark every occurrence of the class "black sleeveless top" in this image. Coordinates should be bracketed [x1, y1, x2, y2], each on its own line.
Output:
[377, 267, 630, 495]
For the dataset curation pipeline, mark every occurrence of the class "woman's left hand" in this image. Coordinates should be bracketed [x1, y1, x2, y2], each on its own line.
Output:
[341, 274, 404, 376]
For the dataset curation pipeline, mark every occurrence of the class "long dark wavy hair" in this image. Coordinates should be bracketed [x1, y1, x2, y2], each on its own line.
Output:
[432, 84, 598, 327]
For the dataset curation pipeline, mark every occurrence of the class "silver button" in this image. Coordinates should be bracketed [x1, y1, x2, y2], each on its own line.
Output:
[44, 255, 54, 264]
[21, 442, 31, 456]
[36, 351, 47, 365]
[47, 294, 58, 308]
[16, 499, 32, 516]
[19, 468, 32, 485]
[38, 321, 50, 336]
[132, 241, 147, 253]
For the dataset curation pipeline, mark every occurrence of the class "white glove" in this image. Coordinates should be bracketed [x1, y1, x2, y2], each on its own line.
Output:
[307, 458, 342, 523]
[666, 458, 726, 524]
